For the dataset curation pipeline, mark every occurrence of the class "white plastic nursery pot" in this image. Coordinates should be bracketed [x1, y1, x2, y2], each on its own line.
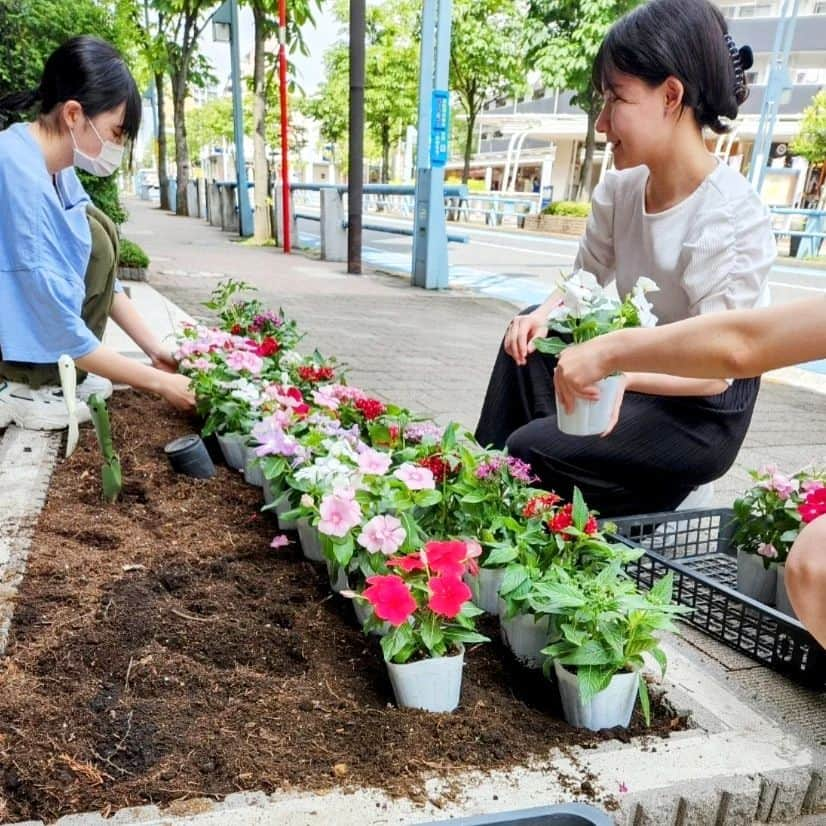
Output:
[243, 445, 265, 487]
[275, 496, 298, 531]
[736, 549, 777, 604]
[499, 610, 556, 670]
[327, 562, 349, 594]
[216, 432, 247, 471]
[386, 644, 465, 713]
[555, 375, 623, 437]
[465, 567, 505, 615]
[353, 599, 392, 636]
[554, 660, 639, 731]
[297, 518, 325, 562]
[775, 564, 798, 619]
[263, 478, 277, 507]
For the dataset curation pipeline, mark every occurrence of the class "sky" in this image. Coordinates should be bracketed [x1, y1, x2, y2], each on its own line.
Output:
[201, 4, 343, 95]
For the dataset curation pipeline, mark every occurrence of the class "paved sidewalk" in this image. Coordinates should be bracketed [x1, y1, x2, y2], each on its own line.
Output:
[0, 197, 824, 824]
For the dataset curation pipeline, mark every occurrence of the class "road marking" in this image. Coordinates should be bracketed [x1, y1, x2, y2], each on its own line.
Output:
[769, 280, 826, 293]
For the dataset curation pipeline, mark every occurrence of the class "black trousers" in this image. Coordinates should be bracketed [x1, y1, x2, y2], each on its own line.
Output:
[475, 316, 760, 519]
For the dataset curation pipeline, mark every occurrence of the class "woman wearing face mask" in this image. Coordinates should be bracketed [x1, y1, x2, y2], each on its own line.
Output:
[475, 0, 775, 518]
[0, 36, 195, 430]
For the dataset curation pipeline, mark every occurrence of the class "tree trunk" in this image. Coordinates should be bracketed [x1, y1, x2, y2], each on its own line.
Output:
[576, 105, 598, 202]
[252, 5, 270, 241]
[381, 122, 390, 184]
[462, 110, 477, 185]
[171, 69, 190, 216]
[155, 72, 170, 211]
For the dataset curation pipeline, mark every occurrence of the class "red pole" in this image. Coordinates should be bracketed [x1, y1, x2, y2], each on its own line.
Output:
[278, 0, 291, 253]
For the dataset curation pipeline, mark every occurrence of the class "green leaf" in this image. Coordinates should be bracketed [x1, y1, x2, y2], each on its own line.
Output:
[576, 665, 615, 704]
[499, 564, 530, 597]
[413, 489, 443, 508]
[571, 486, 589, 532]
[638, 675, 651, 726]
[483, 545, 519, 567]
[420, 613, 444, 654]
[534, 336, 568, 355]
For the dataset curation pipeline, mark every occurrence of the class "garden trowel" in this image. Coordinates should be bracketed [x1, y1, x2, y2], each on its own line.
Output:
[88, 393, 122, 503]
[57, 354, 79, 457]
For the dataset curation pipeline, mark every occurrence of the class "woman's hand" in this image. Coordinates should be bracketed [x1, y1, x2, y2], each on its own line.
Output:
[159, 372, 196, 411]
[504, 309, 549, 366]
[553, 339, 610, 413]
[150, 349, 179, 374]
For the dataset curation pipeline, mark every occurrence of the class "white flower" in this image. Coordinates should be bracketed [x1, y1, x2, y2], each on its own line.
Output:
[634, 276, 659, 295]
[323, 438, 360, 463]
[228, 378, 263, 405]
[280, 350, 303, 367]
[558, 269, 603, 318]
[631, 293, 659, 328]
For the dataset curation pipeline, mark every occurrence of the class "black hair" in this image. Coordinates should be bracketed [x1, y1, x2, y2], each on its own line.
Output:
[592, 0, 754, 134]
[0, 36, 141, 140]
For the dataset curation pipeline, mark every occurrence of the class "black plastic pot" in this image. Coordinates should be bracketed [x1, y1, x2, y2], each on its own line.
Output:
[164, 434, 215, 479]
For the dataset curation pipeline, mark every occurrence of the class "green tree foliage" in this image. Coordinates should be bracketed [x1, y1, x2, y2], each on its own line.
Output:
[450, 0, 524, 183]
[791, 89, 826, 166]
[526, 0, 642, 199]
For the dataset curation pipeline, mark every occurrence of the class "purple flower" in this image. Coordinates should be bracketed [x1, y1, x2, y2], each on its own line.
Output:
[404, 421, 444, 444]
[507, 457, 538, 483]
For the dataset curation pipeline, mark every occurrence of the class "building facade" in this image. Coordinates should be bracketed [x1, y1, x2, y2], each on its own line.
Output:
[453, 0, 826, 206]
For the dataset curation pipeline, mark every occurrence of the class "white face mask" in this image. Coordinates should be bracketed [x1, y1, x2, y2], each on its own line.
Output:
[71, 115, 124, 177]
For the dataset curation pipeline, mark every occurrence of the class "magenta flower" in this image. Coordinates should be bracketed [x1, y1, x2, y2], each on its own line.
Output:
[318, 489, 363, 537]
[393, 462, 436, 490]
[357, 448, 392, 476]
[802, 480, 825, 494]
[357, 514, 406, 555]
[270, 534, 290, 549]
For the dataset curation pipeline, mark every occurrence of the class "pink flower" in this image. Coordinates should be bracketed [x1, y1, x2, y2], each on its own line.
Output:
[357, 448, 392, 476]
[799, 487, 826, 524]
[762, 472, 795, 500]
[270, 534, 290, 549]
[362, 575, 417, 626]
[192, 357, 212, 371]
[226, 350, 264, 375]
[318, 489, 362, 537]
[357, 515, 406, 555]
[423, 540, 470, 578]
[802, 480, 825, 494]
[758, 543, 779, 559]
[464, 539, 483, 576]
[393, 463, 435, 490]
[427, 575, 472, 619]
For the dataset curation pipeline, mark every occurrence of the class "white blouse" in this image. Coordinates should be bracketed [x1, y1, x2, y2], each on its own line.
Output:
[574, 161, 776, 325]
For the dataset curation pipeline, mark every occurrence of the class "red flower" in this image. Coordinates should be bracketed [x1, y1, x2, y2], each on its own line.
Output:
[584, 515, 599, 535]
[418, 453, 453, 483]
[423, 540, 468, 578]
[548, 503, 574, 534]
[255, 337, 280, 358]
[298, 365, 335, 383]
[362, 575, 417, 626]
[355, 397, 386, 421]
[428, 575, 472, 619]
[522, 492, 562, 519]
[388, 424, 400, 442]
[388, 553, 426, 572]
[230, 324, 244, 335]
[799, 488, 826, 524]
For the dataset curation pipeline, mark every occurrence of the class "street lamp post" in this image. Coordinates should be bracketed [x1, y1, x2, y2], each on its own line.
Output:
[747, 0, 801, 196]
[411, 0, 453, 289]
[213, 0, 254, 237]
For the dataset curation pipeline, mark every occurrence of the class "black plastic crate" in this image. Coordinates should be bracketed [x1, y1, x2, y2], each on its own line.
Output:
[609, 507, 826, 689]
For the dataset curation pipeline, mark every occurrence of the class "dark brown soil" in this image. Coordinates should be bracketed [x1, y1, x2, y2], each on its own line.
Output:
[0, 391, 688, 823]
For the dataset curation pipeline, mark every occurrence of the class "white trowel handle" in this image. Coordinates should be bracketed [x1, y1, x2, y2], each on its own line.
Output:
[58, 354, 79, 456]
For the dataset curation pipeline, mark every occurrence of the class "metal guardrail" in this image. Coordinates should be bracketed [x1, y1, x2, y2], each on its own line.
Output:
[769, 207, 826, 258]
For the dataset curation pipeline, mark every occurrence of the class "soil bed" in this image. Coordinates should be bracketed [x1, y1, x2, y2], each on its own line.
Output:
[0, 392, 687, 823]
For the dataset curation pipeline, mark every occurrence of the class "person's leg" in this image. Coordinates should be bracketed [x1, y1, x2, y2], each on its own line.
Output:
[785, 516, 826, 648]
[475, 305, 559, 449]
[0, 203, 118, 389]
[506, 378, 761, 518]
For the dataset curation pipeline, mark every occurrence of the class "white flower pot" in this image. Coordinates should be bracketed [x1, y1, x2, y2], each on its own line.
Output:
[775, 564, 798, 619]
[737, 549, 777, 604]
[555, 375, 623, 437]
[263, 478, 277, 507]
[297, 518, 325, 562]
[555, 660, 640, 731]
[353, 599, 392, 636]
[386, 645, 465, 712]
[327, 562, 349, 594]
[217, 432, 247, 471]
[273, 495, 298, 531]
[244, 445, 265, 487]
[499, 610, 555, 670]
[464, 567, 505, 615]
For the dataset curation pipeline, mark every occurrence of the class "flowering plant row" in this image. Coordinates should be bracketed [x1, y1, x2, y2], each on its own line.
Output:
[176, 281, 683, 719]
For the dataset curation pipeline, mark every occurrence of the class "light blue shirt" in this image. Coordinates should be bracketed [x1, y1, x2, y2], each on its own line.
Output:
[0, 122, 101, 363]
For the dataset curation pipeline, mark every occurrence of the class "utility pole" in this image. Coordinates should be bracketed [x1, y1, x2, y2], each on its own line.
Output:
[348, 0, 366, 274]
[212, 0, 254, 237]
[278, 0, 291, 252]
[747, 0, 801, 196]
[143, 0, 159, 154]
[411, 0, 453, 289]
